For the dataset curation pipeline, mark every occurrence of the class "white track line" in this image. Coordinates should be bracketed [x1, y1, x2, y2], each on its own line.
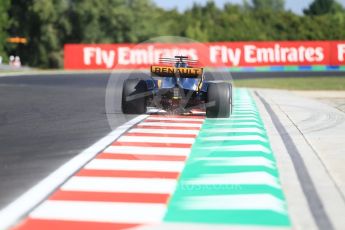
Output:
[0, 114, 148, 230]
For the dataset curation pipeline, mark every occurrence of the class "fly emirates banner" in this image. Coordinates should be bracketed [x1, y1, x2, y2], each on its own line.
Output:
[64, 41, 345, 69]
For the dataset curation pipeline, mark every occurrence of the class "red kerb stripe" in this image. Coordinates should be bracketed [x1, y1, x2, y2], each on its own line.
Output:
[136, 125, 200, 130]
[111, 142, 192, 148]
[125, 133, 197, 138]
[13, 218, 139, 230]
[76, 169, 180, 179]
[149, 115, 205, 119]
[49, 190, 170, 203]
[97, 153, 187, 161]
[144, 120, 203, 124]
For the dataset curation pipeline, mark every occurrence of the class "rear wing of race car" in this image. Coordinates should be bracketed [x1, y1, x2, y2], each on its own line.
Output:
[151, 56, 203, 78]
[159, 56, 199, 66]
[150, 66, 203, 78]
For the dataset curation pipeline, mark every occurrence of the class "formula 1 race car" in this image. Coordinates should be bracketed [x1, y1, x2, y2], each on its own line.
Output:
[121, 56, 232, 118]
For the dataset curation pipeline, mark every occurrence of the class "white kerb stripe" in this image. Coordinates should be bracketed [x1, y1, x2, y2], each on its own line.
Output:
[196, 157, 275, 168]
[234, 102, 254, 105]
[207, 118, 260, 122]
[30, 200, 166, 223]
[186, 172, 280, 188]
[181, 194, 286, 214]
[139, 122, 202, 128]
[205, 122, 263, 127]
[233, 105, 256, 108]
[85, 159, 186, 172]
[235, 105, 255, 108]
[203, 128, 265, 134]
[234, 108, 257, 111]
[201, 135, 267, 142]
[61, 176, 177, 194]
[235, 105, 255, 107]
[201, 144, 271, 154]
[234, 108, 256, 111]
[231, 115, 259, 118]
[105, 146, 191, 156]
[128, 128, 200, 135]
[118, 136, 196, 144]
[233, 111, 258, 114]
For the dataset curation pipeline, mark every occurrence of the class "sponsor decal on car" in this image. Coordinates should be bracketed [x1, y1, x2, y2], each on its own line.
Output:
[150, 66, 203, 78]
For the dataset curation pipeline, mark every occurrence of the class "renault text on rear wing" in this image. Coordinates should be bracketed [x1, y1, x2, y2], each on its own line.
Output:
[150, 66, 203, 78]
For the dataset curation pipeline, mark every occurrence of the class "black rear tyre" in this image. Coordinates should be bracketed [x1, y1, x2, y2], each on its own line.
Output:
[121, 79, 148, 114]
[206, 82, 232, 118]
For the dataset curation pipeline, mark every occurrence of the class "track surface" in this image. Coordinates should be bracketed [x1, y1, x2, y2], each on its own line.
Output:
[0, 73, 137, 209]
[7, 89, 291, 230]
[1, 72, 345, 230]
[0, 71, 292, 208]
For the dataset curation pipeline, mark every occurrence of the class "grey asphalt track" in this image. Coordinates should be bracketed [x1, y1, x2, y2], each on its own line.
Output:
[0, 73, 137, 209]
[0, 70, 344, 210]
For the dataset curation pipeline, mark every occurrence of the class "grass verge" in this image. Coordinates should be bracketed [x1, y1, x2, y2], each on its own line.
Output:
[233, 77, 345, 90]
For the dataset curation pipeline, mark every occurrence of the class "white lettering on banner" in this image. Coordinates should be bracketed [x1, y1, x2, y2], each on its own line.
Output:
[83, 47, 115, 68]
[287, 48, 298, 62]
[83, 47, 95, 65]
[338, 44, 345, 62]
[102, 50, 116, 68]
[209, 46, 241, 66]
[315, 48, 324, 62]
[118, 46, 198, 65]
[77, 43, 331, 69]
[244, 45, 257, 64]
[244, 45, 324, 64]
[298, 46, 306, 61]
[305, 47, 314, 62]
[118, 47, 130, 65]
[210, 44, 325, 66]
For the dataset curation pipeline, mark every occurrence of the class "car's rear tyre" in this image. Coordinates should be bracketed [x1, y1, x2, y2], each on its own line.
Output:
[122, 79, 148, 114]
[206, 82, 232, 118]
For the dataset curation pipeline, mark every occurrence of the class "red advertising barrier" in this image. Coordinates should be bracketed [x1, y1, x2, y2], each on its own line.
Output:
[64, 41, 345, 69]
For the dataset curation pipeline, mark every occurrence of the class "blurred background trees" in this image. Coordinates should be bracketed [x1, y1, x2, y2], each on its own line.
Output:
[252, 0, 285, 11]
[303, 0, 343, 15]
[2, 0, 345, 68]
[0, 0, 10, 61]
